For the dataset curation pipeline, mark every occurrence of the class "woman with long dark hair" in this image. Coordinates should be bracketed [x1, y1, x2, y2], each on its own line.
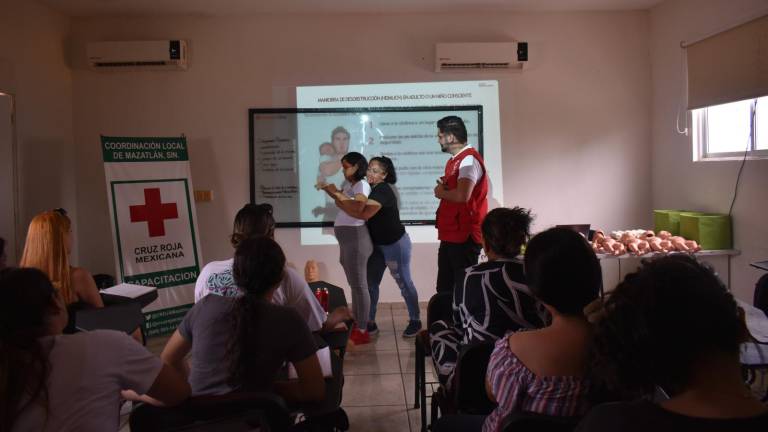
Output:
[193, 203, 349, 333]
[578, 255, 768, 431]
[318, 151, 374, 344]
[160, 236, 325, 401]
[0, 267, 189, 431]
[338, 156, 422, 338]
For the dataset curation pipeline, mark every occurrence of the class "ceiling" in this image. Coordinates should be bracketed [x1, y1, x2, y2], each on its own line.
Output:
[38, 0, 666, 17]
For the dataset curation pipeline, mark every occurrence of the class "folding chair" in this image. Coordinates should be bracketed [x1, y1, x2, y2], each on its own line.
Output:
[500, 410, 581, 432]
[129, 392, 291, 432]
[415, 292, 453, 431]
[431, 341, 495, 427]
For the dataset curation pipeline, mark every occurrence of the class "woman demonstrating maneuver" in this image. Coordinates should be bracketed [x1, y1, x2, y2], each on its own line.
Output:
[430, 207, 548, 386]
[20, 209, 103, 309]
[340, 156, 421, 338]
[318, 152, 374, 344]
[578, 255, 768, 432]
[0, 268, 190, 431]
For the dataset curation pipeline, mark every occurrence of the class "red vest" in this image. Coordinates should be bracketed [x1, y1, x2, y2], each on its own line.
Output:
[436, 147, 488, 244]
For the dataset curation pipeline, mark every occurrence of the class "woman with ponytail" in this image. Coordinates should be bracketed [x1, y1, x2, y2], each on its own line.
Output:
[194, 203, 348, 333]
[160, 236, 325, 401]
[0, 268, 189, 431]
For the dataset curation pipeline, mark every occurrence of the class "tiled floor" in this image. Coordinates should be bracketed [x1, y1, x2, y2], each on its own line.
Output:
[341, 302, 433, 432]
[124, 302, 434, 431]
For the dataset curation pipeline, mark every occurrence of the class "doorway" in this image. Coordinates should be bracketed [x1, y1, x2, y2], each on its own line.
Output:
[0, 91, 18, 266]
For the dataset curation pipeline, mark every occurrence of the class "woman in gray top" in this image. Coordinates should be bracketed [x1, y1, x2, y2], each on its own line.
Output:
[160, 236, 325, 402]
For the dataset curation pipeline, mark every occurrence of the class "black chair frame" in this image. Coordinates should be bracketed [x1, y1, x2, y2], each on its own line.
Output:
[500, 410, 581, 432]
[415, 292, 453, 432]
[129, 392, 291, 432]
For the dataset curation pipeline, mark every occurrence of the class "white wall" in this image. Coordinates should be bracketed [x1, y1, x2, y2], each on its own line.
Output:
[68, 11, 652, 302]
[0, 0, 75, 261]
[650, 0, 768, 302]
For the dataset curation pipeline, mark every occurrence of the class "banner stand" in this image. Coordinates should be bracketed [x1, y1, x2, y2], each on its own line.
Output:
[101, 135, 202, 337]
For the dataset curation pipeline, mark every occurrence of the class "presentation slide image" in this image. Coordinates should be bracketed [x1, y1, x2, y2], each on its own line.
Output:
[295, 80, 502, 245]
[296, 109, 481, 225]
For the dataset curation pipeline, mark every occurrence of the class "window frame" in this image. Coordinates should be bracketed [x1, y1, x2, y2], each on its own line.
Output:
[692, 97, 768, 161]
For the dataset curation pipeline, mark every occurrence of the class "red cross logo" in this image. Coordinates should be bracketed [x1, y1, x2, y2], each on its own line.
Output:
[129, 188, 179, 237]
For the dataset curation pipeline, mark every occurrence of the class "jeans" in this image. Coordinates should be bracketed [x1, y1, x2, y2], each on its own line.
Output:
[367, 232, 420, 322]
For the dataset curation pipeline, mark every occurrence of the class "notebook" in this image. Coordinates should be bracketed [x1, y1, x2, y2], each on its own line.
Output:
[287, 346, 333, 379]
[101, 283, 156, 299]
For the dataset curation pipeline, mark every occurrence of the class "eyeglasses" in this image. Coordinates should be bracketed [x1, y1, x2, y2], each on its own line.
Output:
[52, 208, 67, 216]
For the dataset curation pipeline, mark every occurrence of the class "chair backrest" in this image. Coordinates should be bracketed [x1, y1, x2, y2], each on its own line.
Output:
[92, 273, 116, 289]
[500, 411, 581, 432]
[64, 301, 91, 334]
[755, 273, 768, 316]
[75, 301, 144, 334]
[453, 341, 496, 414]
[130, 392, 291, 432]
[427, 292, 453, 327]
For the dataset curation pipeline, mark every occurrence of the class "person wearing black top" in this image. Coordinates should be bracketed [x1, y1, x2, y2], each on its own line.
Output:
[578, 255, 768, 431]
[429, 207, 548, 386]
[339, 156, 421, 338]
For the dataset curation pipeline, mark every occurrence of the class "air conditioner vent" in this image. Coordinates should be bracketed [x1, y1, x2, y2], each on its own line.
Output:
[92, 61, 171, 67]
[440, 62, 512, 69]
[435, 42, 526, 72]
[87, 40, 188, 70]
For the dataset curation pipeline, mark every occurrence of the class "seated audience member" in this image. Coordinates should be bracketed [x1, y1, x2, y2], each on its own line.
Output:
[0, 268, 190, 432]
[162, 237, 325, 402]
[429, 207, 548, 386]
[194, 203, 349, 332]
[20, 209, 103, 308]
[437, 227, 601, 432]
[577, 255, 768, 432]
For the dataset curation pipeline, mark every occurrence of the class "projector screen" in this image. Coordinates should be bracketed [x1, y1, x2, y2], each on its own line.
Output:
[250, 107, 482, 229]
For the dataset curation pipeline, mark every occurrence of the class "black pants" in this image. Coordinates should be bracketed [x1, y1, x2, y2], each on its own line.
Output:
[436, 238, 481, 294]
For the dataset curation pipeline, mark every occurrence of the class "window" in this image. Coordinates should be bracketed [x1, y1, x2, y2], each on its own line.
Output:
[692, 96, 768, 160]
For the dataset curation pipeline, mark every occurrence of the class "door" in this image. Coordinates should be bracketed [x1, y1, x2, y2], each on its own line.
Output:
[0, 92, 18, 265]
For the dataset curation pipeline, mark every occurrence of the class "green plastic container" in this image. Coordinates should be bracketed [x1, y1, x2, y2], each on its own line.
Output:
[679, 212, 732, 250]
[653, 209, 687, 235]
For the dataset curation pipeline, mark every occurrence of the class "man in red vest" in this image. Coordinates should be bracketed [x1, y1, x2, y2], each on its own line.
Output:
[433, 116, 489, 294]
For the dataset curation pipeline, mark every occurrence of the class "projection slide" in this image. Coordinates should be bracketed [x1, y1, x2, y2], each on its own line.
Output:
[297, 80, 503, 204]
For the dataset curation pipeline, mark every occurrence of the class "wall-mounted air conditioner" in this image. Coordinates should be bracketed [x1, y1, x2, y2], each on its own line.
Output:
[87, 40, 188, 70]
[435, 42, 527, 72]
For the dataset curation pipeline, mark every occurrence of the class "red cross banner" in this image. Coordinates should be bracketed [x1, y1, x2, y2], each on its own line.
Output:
[102, 136, 202, 336]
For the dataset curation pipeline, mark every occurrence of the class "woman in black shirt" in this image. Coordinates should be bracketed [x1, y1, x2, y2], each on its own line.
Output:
[429, 207, 548, 386]
[341, 156, 422, 338]
[578, 255, 768, 432]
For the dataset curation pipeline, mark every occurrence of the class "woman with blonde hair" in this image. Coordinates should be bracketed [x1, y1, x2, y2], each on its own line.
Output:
[20, 209, 103, 308]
